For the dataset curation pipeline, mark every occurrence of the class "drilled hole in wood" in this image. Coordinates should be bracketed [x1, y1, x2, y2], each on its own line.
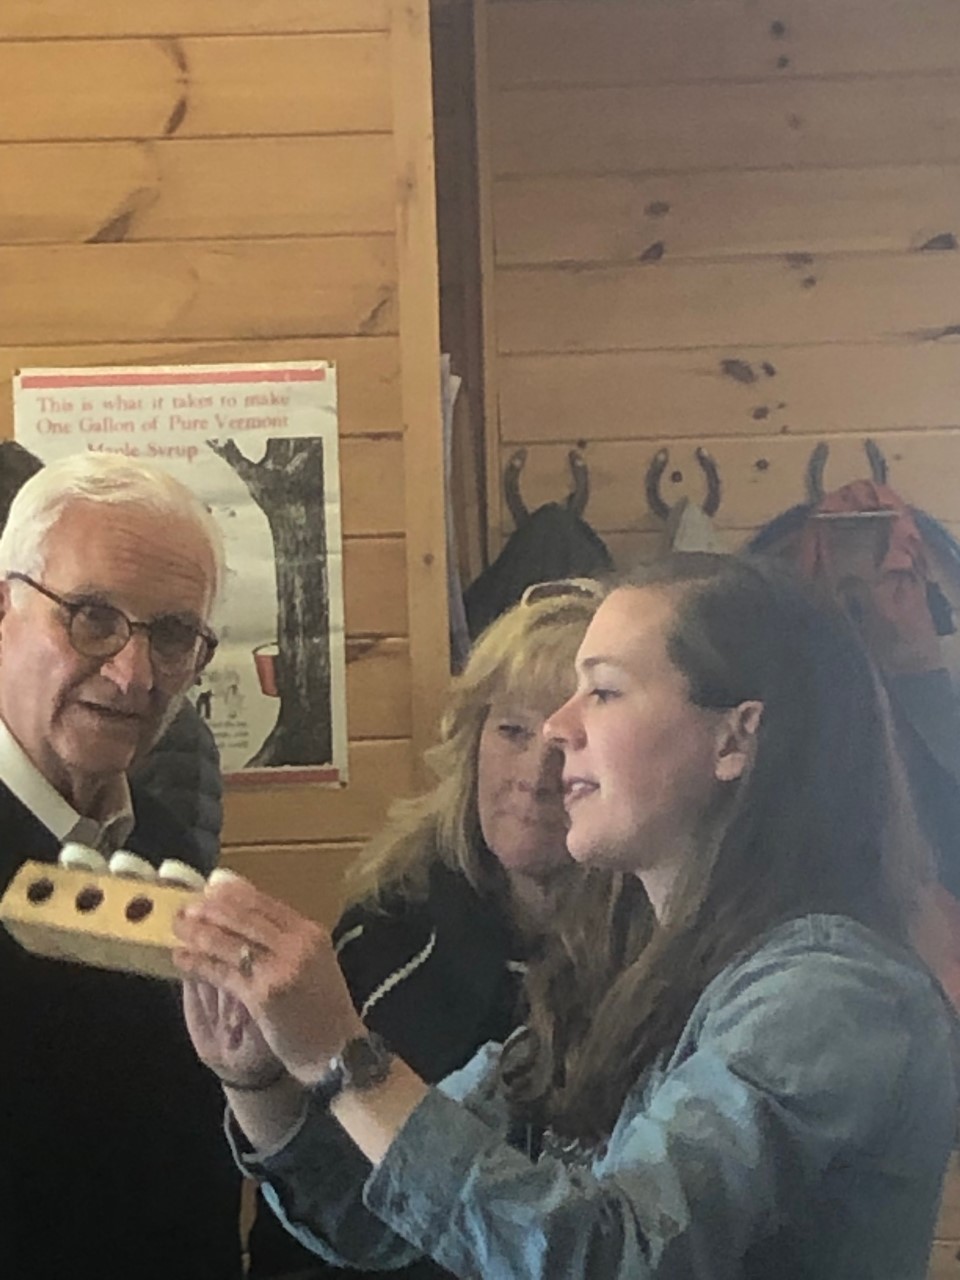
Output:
[75, 886, 104, 913]
[26, 877, 54, 905]
[125, 896, 154, 924]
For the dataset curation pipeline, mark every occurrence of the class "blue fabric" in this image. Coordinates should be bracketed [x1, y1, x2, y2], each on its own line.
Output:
[238, 915, 959, 1279]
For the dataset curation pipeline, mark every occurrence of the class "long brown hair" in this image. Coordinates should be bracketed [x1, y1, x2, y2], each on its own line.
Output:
[505, 553, 933, 1141]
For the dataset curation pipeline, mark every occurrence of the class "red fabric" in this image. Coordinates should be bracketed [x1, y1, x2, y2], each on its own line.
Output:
[798, 480, 939, 671]
[800, 482, 959, 1004]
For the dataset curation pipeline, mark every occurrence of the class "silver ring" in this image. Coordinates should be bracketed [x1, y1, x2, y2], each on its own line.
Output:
[238, 944, 255, 979]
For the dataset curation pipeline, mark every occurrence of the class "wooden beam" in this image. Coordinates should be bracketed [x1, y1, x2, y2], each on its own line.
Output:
[222, 739, 415, 844]
[4, 1, 390, 37]
[488, 0, 960, 89]
[491, 77, 960, 176]
[0, 35, 391, 141]
[390, 0, 450, 774]
[496, 253, 960, 355]
[0, 237, 397, 345]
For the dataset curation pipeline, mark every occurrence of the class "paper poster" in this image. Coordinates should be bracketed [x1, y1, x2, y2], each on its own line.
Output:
[12, 362, 348, 786]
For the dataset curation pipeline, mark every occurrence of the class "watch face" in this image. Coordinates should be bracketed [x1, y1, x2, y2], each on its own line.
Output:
[341, 1032, 392, 1090]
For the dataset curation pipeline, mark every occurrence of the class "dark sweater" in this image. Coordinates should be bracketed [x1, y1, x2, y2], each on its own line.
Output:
[131, 698, 224, 872]
[0, 783, 243, 1280]
[248, 861, 526, 1280]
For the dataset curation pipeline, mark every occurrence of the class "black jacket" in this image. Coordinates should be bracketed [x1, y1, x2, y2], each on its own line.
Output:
[248, 861, 526, 1280]
[463, 503, 612, 640]
[0, 783, 243, 1280]
[131, 698, 224, 871]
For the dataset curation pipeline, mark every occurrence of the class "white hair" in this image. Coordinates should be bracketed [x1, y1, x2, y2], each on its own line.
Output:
[0, 453, 225, 606]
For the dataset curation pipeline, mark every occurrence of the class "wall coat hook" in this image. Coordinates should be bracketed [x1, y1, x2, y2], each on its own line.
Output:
[645, 446, 722, 521]
[645, 446, 724, 553]
[504, 446, 590, 528]
[806, 438, 888, 504]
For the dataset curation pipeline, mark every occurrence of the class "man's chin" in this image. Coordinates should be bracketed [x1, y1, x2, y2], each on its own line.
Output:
[72, 741, 140, 777]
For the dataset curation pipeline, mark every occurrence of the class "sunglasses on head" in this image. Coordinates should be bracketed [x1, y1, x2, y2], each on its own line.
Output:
[520, 578, 605, 607]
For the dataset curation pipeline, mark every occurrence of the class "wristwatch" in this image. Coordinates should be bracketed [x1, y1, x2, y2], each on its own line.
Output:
[312, 1031, 393, 1107]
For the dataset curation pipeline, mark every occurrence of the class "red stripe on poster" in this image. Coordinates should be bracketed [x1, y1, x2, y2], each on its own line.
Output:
[19, 369, 327, 389]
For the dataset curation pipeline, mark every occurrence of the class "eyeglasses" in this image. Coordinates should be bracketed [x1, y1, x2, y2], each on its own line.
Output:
[7, 573, 218, 676]
[520, 577, 606, 607]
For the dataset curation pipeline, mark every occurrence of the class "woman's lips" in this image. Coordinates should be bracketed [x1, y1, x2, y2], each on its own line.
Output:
[564, 777, 599, 805]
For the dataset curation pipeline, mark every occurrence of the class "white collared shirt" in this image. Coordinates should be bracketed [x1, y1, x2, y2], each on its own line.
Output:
[0, 718, 135, 853]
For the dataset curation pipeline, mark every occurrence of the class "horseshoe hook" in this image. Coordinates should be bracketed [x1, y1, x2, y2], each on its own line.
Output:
[806, 438, 889, 504]
[645, 446, 722, 521]
[503, 447, 591, 528]
[566, 449, 589, 518]
[504, 448, 530, 527]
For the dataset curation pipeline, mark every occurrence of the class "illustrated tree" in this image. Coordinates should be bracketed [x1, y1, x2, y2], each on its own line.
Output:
[207, 437, 331, 768]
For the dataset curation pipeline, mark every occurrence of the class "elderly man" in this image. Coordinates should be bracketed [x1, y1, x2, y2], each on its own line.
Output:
[0, 454, 242, 1280]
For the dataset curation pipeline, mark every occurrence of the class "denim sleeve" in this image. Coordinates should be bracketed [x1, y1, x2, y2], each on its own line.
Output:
[253, 1100, 408, 1271]
[253, 942, 953, 1279]
[361, 943, 949, 1279]
[249, 1044, 507, 1270]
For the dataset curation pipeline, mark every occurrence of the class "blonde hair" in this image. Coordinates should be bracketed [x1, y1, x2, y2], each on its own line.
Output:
[346, 592, 600, 908]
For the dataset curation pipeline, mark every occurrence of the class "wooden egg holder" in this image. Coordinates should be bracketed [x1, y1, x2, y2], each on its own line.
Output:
[0, 860, 198, 980]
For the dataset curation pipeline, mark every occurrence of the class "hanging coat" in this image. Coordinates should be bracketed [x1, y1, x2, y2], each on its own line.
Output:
[463, 502, 612, 639]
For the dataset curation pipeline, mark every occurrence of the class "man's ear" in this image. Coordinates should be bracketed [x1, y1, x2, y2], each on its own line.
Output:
[714, 700, 763, 783]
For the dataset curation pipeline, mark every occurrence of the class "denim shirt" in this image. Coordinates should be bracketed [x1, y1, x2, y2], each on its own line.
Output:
[237, 915, 959, 1279]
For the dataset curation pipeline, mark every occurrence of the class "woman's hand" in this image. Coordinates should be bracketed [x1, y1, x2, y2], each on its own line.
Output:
[182, 980, 284, 1089]
[173, 875, 365, 1086]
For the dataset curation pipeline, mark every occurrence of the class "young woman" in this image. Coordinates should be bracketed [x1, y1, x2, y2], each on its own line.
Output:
[176, 554, 959, 1280]
[248, 585, 646, 1278]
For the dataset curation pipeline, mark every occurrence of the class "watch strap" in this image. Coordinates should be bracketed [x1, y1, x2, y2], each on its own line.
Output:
[311, 1030, 393, 1108]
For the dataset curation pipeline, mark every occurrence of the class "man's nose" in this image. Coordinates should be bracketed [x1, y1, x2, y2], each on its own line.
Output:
[100, 629, 155, 694]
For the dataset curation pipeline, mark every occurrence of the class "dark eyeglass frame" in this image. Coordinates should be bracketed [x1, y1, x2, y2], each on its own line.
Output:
[7, 572, 218, 675]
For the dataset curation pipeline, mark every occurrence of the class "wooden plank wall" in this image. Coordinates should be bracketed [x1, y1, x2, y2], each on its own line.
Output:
[0, 0, 447, 927]
[477, 0, 960, 568]
[474, 2, 960, 1270]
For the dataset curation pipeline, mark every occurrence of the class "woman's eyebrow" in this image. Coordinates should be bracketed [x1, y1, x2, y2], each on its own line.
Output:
[579, 655, 621, 674]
